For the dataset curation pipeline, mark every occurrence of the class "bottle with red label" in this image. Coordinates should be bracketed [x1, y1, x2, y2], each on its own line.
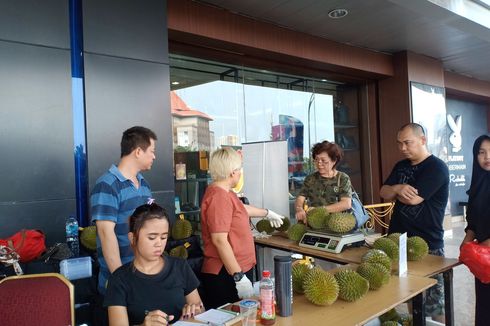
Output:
[259, 270, 276, 325]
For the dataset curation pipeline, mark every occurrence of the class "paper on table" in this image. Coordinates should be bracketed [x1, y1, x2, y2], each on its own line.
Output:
[195, 309, 238, 324]
[172, 321, 207, 326]
[398, 232, 407, 276]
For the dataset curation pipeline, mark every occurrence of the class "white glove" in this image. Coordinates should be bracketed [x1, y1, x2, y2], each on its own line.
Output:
[266, 209, 284, 228]
[235, 275, 254, 299]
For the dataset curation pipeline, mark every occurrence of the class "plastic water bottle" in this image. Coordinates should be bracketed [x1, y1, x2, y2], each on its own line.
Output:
[259, 270, 276, 325]
[66, 216, 79, 257]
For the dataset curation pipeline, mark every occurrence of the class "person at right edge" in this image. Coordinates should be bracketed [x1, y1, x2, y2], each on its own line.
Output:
[460, 134, 490, 326]
[380, 123, 449, 323]
[200, 147, 284, 309]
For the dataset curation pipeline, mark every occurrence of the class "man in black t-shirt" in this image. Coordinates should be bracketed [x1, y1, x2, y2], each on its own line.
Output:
[380, 123, 449, 323]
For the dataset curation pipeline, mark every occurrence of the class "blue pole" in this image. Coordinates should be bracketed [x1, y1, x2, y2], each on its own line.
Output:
[69, 0, 89, 226]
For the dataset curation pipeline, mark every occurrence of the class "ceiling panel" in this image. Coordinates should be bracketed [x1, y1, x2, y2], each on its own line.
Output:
[199, 0, 490, 82]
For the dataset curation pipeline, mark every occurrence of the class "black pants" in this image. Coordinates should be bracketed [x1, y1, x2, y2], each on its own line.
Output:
[475, 278, 490, 326]
[201, 266, 254, 310]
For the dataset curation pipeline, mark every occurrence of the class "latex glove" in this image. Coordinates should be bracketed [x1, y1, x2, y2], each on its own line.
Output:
[266, 209, 284, 228]
[235, 275, 254, 299]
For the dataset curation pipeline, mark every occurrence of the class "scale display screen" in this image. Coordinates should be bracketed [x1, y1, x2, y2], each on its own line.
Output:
[299, 231, 365, 254]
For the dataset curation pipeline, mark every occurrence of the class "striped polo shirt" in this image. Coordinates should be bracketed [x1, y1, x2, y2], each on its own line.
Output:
[90, 164, 152, 294]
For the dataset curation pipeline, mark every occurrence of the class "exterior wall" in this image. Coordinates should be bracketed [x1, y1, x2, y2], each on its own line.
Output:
[0, 0, 173, 244]
[0, 0, 73, 243]
[83, 0, 174, 225]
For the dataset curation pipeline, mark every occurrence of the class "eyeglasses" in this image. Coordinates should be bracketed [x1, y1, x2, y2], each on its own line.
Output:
[314, 159, 331, 165]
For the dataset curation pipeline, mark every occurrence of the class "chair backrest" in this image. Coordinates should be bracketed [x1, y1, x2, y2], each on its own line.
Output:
[0, 272, 75, 326]
[363, 202, 395, 233]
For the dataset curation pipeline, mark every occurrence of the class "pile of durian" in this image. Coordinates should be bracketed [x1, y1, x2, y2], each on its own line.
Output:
[165, 215, 194, 259]
[372, 233, 429, 262]
[292, 248, 393, 306]
[379, 307, 413, 326]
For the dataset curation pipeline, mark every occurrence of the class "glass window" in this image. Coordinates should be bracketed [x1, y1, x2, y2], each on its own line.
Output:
[169, 54, 360, 217]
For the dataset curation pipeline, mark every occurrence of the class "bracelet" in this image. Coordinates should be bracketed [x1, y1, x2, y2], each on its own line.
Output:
[265, 208, 269, 217]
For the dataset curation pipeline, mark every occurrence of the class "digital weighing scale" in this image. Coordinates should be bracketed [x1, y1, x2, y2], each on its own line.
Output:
[299, 230, 365, 254]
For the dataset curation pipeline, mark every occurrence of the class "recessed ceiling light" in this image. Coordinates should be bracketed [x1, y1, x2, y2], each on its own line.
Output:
[328, 8, 348, 19]
[171, 81, 180, 85]
[321, 79, 327, 82]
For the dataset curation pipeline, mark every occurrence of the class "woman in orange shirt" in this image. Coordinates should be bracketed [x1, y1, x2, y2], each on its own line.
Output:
[200, 147, 284, 309]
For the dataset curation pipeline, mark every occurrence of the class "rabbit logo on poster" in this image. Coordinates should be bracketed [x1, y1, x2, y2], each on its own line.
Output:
[447, 114, 462, 153]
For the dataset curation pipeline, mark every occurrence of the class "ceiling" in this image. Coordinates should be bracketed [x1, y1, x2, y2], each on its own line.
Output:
[198, 0, 490, 82]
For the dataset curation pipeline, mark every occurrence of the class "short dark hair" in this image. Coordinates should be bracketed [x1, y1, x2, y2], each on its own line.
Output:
[120, 126, 157, 158]
[128, 203, 168, 245]
[311, 141, 343, 168]
[399, 123, 425, 136]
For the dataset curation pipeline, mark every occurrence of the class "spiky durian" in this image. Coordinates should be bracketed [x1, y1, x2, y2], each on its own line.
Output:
[373, 237, 399, 261]
[256, 219, 275, 234]
[172, 218, 193, 240]
[275, 217, 291, 232]
[306, 207, 328, 229]
[361, 249, 392, 271]
[292, 263, 310, 294]
[407, 236, 429, 261]
[80, 225, 97, 251]
[287, 223, 308, 242]
[326, 212, 356, 233]
[334, 269, 369, 302]
[169, 245, 188, 259]
[379, 308, 401, 323]
[303, 267, 339, 306]
[381, 321, 399, 326]
[356, 262, 390, 290]
[387, 232, 402, 244]
[399, 313, 413, 326]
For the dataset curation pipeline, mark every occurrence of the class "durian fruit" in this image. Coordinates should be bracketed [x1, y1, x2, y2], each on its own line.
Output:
[407, 236, 429, 261]
[334, 269, 369, 302]
[303, 267, 339, 306]
[172, 215, 193, 240]
[287, 223, 308, 242]
[275, 217, 291, 232]
[80, 225, 97, 251]
[381, 321, 399, 326]
[379, 308, 400, 323]
[326, 212, 356, 233]
[399, 313, 413, 326]
[373, 237, 399, 261]
[306, 207, 328, 229]
[361, 249, 392, 271]
[256, 219, 275, 234]
[387, 232, 402, 244]
[169, 244, 188, 259]
[356, 262, 390, 290]
[292, 263, 310, 294]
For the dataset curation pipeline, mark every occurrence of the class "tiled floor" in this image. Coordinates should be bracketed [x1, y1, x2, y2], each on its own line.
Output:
[444, 220, 475, 326]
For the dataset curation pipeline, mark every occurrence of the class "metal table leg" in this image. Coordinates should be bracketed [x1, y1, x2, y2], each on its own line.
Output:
[443, 269, 454, 326]
[412, 291, 426, 326]
[254, 244, 265, 282]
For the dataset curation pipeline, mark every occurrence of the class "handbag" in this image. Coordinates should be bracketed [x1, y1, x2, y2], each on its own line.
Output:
[337, 175, 370, 229]
[0, 229, 46, 263]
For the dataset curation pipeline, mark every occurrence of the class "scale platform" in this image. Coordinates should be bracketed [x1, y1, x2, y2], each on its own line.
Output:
[299, 230, 365, 254]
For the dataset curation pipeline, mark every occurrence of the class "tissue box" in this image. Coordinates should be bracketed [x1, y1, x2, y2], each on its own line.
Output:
[60, 256, 92, 280]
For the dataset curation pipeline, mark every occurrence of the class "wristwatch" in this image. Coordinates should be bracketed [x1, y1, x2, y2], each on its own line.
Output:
[233, 271, 244, 282]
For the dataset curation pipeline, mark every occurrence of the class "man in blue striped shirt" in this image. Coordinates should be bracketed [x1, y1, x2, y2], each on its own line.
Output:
[91, 126, 157, 296]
